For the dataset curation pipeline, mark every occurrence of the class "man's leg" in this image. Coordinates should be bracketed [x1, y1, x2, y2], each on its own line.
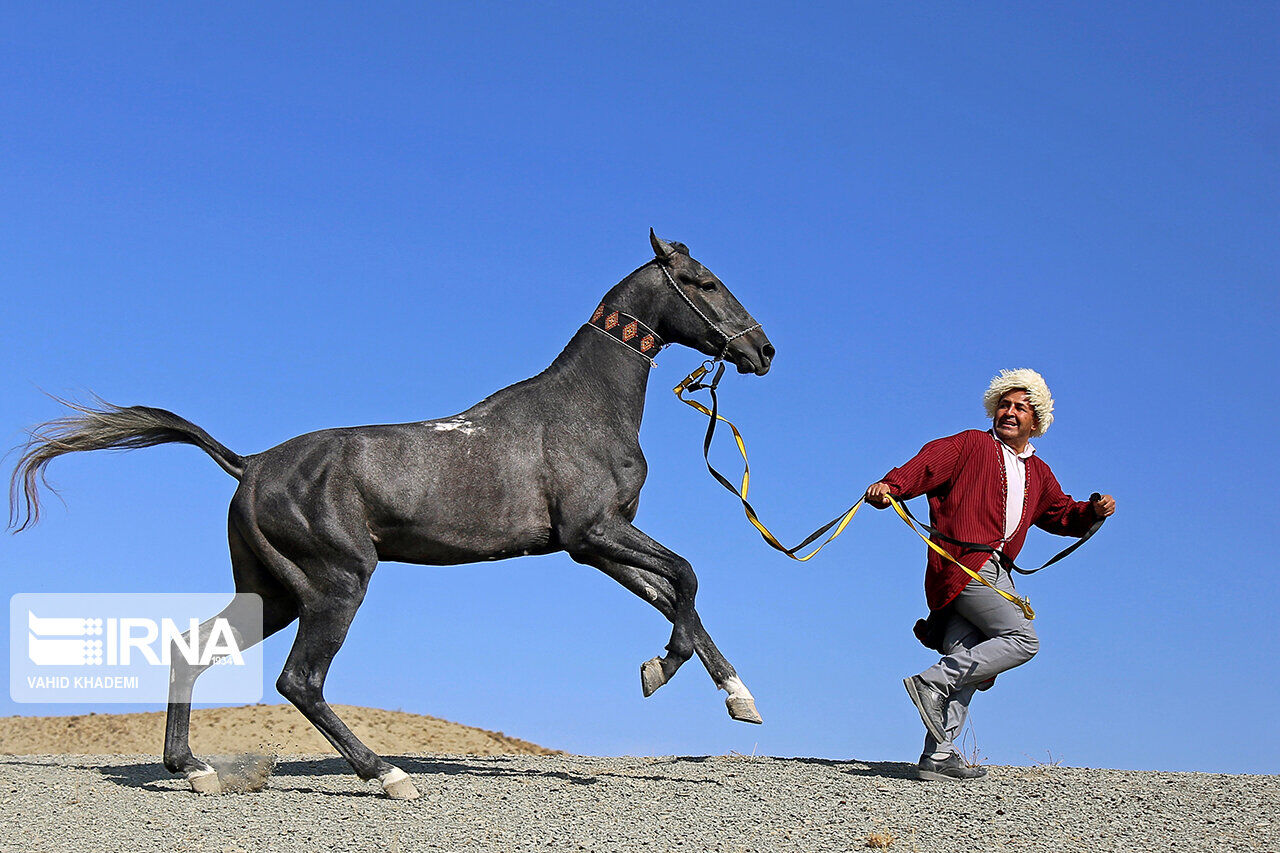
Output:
[916, 560, 1038, 697]
[922, 611, 984, 759]
[907, 560, 1036, 779]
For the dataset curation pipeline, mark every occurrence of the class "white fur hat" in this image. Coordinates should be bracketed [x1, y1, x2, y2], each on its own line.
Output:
[983, 368, 1054, 437]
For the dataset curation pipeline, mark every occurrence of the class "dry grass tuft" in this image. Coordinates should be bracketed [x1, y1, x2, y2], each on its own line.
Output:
[959, 722, 986, 767]
[1035, 750, 1064, 768]
[865, 831, 895, 848]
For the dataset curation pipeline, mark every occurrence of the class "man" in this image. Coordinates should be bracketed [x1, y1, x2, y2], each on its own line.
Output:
[865, 368, 1115, 781]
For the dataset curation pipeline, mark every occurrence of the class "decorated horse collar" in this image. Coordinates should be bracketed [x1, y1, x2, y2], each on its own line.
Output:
[585, 304, 665, 365]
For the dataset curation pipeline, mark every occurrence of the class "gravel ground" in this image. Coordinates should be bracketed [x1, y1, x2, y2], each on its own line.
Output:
[0, 754, 1275, 852]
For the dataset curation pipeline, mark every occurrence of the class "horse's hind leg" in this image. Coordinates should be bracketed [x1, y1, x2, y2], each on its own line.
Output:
[275, 588, 419, 799]
[164, 526, 298, 791]
[234, 489, 416, 799]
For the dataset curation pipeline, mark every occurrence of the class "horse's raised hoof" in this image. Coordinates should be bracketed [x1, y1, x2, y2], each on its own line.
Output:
[186, 767, 222, 795]
[640, 657, 668, 697]
[379, 767, 420, 800]
[726, 695, 763, 724]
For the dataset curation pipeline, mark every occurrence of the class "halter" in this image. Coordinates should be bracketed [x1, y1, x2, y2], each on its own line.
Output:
[654, 263, 763, 362]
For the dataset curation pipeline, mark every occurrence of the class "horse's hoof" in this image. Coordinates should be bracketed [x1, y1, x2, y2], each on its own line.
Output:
[187, 767, 222, 795]
[726, 695, 763, 724]
[640, 657, 668, 697]
[380, 767, 420, 800]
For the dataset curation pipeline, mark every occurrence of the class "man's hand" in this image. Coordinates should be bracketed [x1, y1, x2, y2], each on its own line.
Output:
[1090, 493, 1116, 518]
[865, 482, 893, 509]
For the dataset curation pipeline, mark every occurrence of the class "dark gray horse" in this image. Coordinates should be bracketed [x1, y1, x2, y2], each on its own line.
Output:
[10, 231, 774, 799]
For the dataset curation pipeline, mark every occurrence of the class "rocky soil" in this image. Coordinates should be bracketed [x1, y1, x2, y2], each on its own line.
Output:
[0, 752, 1274, 852]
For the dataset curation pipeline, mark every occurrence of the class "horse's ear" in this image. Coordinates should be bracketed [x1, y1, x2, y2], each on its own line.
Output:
[650, 228, 677, 264]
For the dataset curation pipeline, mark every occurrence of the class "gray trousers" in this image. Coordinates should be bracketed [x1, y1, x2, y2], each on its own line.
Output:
[915, 559, 1039, 757]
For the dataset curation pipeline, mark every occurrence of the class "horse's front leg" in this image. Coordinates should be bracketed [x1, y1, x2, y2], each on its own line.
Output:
[568, 520, 762, 724]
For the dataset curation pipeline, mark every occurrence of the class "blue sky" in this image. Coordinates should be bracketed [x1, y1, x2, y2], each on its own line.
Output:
[2, 3, 1276, 773]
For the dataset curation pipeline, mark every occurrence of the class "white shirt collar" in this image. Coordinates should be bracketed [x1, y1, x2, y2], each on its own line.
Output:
[990, 429, 1035, 459]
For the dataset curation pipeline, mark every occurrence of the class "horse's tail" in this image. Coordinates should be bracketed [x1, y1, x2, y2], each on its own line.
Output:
[8, 395, 246, 533]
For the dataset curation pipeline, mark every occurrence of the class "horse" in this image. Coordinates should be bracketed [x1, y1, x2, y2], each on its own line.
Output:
[9, 230, 775, 799]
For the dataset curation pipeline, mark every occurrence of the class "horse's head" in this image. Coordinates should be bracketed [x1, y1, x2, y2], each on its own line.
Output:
[638, 230, 774, 376]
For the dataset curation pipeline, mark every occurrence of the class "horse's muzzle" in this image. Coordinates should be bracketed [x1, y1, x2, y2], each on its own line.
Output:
[731, 332, 774, 376]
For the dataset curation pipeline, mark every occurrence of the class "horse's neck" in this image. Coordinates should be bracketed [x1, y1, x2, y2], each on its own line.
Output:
[542, 325, 652, 436]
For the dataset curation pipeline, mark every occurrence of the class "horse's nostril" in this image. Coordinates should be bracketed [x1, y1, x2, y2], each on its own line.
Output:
[762, 344, 776, 361]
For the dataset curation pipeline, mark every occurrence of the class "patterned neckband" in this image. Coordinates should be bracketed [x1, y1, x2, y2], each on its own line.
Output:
[585, 304, 665, 363]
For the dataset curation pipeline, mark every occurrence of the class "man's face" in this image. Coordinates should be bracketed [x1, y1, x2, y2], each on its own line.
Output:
[993, 390, 1039, 447]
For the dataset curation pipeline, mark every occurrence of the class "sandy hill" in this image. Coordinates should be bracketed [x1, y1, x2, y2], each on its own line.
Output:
[0, 704, 557, 756]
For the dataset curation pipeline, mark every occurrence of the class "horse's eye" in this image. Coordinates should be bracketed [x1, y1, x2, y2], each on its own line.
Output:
[698, 280, 717, 291]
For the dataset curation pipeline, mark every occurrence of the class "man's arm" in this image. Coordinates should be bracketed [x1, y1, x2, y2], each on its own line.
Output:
[1035, 466, 1116, 535]
[865, 433, 963, 509]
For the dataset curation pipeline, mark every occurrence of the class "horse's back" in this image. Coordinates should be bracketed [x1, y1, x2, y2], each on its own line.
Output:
[234, 418, 557, 566]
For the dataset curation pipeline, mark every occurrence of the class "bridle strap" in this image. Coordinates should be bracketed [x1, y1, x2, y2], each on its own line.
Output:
[655, 263, 762, 361]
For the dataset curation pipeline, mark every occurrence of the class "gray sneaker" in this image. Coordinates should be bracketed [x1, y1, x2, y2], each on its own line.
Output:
[903, 675, 948, 745]
[917, 752, 988, 781]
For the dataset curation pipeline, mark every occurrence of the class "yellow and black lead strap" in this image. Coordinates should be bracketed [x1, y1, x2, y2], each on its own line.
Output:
[674, 363, 1036, 618]
[884, 495, 1036, 620]
[889, 485, 1106, 577]
[674, 363, 863, 562]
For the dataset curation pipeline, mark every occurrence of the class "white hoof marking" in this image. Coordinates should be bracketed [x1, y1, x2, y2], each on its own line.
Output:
[379, 767, 420, 800]
[720, 676, 762, 724]
[187, 766, 221, 795]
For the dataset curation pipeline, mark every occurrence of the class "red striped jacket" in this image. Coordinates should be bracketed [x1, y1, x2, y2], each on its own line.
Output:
[881, 429, 1097, 610]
